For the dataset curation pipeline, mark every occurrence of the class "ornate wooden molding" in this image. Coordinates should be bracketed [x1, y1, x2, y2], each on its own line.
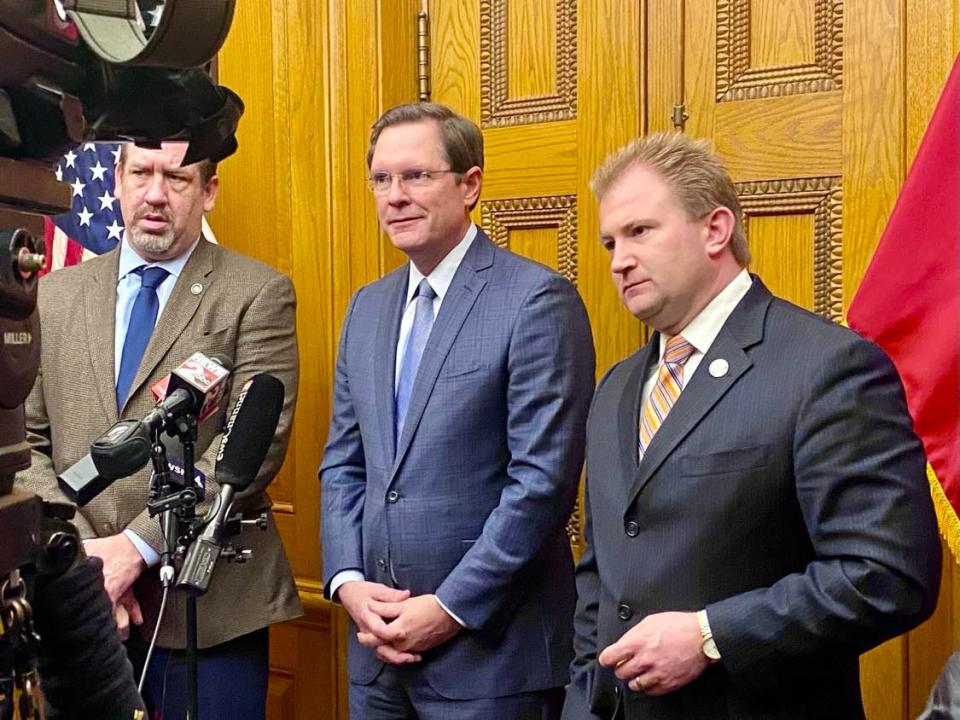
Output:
[480, 195, 578, 284]
[479, 0, 577, 127]
[716, 0, 842, 102]
[736, 176, 843, 320]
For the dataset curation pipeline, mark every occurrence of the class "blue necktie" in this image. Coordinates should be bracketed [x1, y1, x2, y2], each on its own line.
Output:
[116, 266, 169, 410]
[395, 279, 436, 444]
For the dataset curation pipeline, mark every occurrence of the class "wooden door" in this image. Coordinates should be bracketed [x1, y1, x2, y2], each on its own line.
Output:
[643, 2, 958, 717]
[211, 1, 960, 718]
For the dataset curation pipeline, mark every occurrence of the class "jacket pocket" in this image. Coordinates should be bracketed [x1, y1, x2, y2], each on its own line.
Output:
[680, 445, 769, 477]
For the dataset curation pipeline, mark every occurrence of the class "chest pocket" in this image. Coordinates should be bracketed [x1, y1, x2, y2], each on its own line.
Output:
[436, 344, 482, 379]
[680, 445, 769, 477]
[185, 325, 236, 367]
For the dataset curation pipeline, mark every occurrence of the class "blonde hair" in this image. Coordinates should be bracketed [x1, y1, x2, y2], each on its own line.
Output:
[591, 132, 750, 266]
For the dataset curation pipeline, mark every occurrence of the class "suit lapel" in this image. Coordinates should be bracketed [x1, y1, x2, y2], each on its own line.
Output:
[626, 278, 771, 506]
[375, 266, 409, 462]
[617, 340, 656, 490]
[123, 238, 213, 411]
[390, 232, 493, 476]
[84, 250, 121, 422]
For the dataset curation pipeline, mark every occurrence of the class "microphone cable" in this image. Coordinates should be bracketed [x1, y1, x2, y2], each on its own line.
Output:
[137, 582, 170, 694]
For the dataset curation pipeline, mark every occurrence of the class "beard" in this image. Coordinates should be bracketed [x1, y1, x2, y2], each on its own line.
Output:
[125, 208, 176, 255]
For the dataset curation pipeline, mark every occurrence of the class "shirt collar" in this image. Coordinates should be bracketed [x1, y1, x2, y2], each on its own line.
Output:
[405, 223, 478, 305]
[117, 233, 201, 282]
[658, 269, 752, 359]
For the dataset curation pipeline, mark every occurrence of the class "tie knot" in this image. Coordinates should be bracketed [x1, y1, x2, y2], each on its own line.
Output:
[415, 279, 436, 301]
[138, 266, 169, 290]
[663, 335, 695, 365]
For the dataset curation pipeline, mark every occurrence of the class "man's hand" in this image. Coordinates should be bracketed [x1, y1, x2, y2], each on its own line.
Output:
[361, 594, 461, 663]
[598, 611, 709, 696]
[338, 581, 415, 662]
[113, 589, 144, 640]
[83, 534, 146, 604]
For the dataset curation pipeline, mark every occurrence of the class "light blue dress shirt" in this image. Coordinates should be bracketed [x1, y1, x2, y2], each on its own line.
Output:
[115, 234, 201, 566]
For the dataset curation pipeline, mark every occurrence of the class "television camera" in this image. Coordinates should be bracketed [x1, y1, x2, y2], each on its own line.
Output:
[0, 2, 242, 716]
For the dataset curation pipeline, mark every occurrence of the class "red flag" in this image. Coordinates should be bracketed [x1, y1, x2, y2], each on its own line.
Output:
[848, 55, 960, 554]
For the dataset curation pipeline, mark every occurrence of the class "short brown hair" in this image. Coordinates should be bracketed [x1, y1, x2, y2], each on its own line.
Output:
[118, 143, 218, 184]
[591, 132, 750, 266]
[366, 102, 484, 174]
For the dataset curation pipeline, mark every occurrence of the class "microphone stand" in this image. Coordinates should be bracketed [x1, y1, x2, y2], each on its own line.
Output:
[146, 413, 201, 720]
[172, 413, 199, 720]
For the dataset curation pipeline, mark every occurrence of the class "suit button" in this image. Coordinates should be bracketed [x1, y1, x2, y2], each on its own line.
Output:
[377, 558, 387, 571]
[617, 603, 633, 621]
[624, 520, 639, 537]
[386, 490, 400, 504]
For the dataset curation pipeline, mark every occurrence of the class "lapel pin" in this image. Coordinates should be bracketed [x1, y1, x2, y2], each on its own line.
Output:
[708, 358, 729, 378]
[190, 283, 203, 296]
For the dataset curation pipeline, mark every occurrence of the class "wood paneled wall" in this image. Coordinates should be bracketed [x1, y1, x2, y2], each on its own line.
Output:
[210, 2, 960, 718]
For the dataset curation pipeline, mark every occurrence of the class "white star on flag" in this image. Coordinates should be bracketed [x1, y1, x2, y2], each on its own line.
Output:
[98, 191, 116, 211]
[77, 207, 93, 227]
[64, 150, 77, 168]
[70, 178, 85, 197]
[106, 219, 124, 241]
[90, 162, 107, 181]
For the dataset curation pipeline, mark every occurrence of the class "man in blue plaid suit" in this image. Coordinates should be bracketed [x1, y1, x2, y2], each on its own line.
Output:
[320, 102, 595, 719]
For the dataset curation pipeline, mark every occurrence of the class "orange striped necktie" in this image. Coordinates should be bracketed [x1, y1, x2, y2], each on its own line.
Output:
[638, 335, 696, 460]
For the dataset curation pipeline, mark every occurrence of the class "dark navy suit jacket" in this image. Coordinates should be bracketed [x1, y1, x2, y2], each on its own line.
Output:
[563, 277, 941, 719]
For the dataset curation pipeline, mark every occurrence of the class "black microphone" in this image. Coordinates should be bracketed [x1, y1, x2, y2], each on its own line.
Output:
[58, 420, 153, 505]
[177, 374, 285, 595]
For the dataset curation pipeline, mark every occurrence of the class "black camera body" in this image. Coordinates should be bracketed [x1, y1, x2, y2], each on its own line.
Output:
[0, 4, 241, 715]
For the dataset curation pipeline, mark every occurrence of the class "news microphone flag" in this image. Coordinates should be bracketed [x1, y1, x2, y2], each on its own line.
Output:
[42, 142, 216, 274]
[847, 54, 960, 558]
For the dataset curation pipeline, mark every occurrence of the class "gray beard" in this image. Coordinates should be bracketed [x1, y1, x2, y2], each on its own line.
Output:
[127, 226, 175, 256]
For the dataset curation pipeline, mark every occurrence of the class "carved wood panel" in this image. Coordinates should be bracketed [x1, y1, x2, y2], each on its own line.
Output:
[716, 0, 843, 101]
[479, 0, 577, 126]
[737, 176, 843, 320]
[479, 195, 578, 284]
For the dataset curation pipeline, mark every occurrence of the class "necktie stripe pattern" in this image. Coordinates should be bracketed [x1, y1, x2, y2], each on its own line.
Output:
[395, 279, 437, 445]
[638, 335, 695, 459]
[116, 266, 169, 410]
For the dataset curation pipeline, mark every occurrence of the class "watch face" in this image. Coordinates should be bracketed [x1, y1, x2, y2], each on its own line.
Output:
[703, 637, 721, 661]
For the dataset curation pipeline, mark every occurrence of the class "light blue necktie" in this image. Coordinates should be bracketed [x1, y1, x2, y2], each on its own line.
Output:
[395, 279, 436, 445]
[116, 265, 169, 410]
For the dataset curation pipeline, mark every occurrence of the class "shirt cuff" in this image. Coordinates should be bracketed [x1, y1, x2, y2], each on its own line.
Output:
[434, 594, 466, 628]
[330, 569, 365, 601]
[122, 529, 160, 568]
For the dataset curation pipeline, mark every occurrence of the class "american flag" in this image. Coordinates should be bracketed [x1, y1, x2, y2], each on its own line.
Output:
[42, 141, 215, 275]
[42, 143, 125, 273]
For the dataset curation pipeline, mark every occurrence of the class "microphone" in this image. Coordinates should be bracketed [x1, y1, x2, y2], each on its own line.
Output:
[57, 354, 230, 505]
[177, 374, 285, 596]
[58, 420, 153, 505]
[142, 352, 231, 432]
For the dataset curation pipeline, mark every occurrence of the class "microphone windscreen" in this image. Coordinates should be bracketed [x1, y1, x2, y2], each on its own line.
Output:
[214, 374, 284, 491]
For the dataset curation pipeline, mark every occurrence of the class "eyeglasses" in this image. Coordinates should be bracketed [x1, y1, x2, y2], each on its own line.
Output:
[366, 169, 457, 193]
